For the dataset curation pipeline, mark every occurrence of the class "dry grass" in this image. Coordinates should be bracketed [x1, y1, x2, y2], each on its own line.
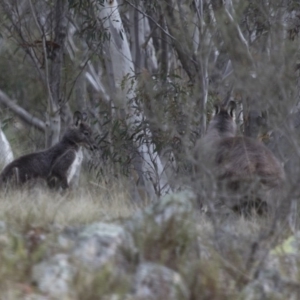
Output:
[0, 178, 138, 230]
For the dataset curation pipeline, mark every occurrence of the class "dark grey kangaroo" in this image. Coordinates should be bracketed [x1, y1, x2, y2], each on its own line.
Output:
[195, 101, 285, 214]
[0, 111, 97, 190]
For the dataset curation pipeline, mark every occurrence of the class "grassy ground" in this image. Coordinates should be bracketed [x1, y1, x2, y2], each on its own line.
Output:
[0, 178, 137, 230]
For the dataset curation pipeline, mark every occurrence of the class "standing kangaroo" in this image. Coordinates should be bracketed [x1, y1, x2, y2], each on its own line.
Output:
[195, 101, 285, 214]
[0, 111, 97, 190]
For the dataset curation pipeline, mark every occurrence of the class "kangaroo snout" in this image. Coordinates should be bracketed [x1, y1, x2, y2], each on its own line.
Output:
[89, 143, 98, 151]
[80, 135, 97, 151]
[83, 137, 98, 151]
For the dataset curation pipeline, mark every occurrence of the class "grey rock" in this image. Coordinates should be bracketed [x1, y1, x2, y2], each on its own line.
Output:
[24, 295, 50, 300]
[0, 221, 8, 249]
[72, 222, 137, 270]
[102, 294, 136, 300]
[57, 225, 83, 250]
[133, 263, 189, 300]
[32, 253, 75, 298]
[242, 264, 300, 300]
[126, 190, 195, 232]
[0, 221, 6, 233]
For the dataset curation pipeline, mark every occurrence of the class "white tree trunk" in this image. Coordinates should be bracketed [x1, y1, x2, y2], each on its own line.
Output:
[98, 0, 171, 199]
[0, 126, 13, 171]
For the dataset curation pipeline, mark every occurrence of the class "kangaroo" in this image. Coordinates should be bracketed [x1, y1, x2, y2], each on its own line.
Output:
[195, 101, 285, 215]
[0, 111, 97, 190]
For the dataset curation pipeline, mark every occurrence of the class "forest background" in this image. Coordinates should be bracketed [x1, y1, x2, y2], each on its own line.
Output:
[1, 0, 300, 202]
[0, 1, 299, 299]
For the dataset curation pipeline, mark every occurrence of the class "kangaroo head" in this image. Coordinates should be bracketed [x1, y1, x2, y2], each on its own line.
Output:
[207, 100, 237, 138]
[64, 111, 97, 151]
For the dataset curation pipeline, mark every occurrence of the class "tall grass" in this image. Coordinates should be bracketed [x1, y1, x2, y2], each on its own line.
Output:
[0, 177, 137, 230]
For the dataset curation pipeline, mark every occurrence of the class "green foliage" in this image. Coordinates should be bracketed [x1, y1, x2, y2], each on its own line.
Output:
[93, 115, 134, 178]
[92, 72, 198, 179]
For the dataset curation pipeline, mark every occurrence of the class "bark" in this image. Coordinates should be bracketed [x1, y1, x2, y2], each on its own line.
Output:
[159, 16, 169, 79]
[75, 70, 87, 110]
[130, 4, 142, 73]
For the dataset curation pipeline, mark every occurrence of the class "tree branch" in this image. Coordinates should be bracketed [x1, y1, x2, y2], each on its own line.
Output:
[124, 0, 176, 41]
[29, 0, 55, 113]
[0, 89, 45, 132]
[211, 1, 255, 75]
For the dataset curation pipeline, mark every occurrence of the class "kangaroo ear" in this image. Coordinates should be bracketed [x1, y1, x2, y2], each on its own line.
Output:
[73, 111, 83, 126]
[81, 112, 88, 122]
[213, 104, 220, 116]
[227, 101, 236, 118]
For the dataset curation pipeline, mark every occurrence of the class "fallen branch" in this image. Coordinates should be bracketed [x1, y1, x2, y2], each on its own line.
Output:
[0, 89, 45, 132]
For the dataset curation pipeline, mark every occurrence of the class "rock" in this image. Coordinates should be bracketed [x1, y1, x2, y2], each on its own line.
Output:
[126, 190, 195, 232]
[102, 294, 136, 300]
[133, 263, 189, 300]
[57, 225, 83, 250]
[241, 233, 300, 300]
[72, 222, 137, 270]
[153, 190, 195, 223]
[32, 254, 75, 298]
[125, 191, 197, 263]
[0, 221, 7, 232]
[0, 221, 9, 247]
[241, 268, 299, 300]
[24, 295, 50, 300]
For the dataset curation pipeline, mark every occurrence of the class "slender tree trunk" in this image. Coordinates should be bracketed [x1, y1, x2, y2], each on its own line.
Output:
[0, 125, 13, 171]
[46, 0, 68, 147]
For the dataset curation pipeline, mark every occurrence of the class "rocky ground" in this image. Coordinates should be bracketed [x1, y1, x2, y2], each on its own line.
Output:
[0, 185, 299, 300]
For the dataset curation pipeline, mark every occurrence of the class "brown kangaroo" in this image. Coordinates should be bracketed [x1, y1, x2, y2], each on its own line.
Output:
[195, 101, 285, 214]
[0, 111, 97, 190]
